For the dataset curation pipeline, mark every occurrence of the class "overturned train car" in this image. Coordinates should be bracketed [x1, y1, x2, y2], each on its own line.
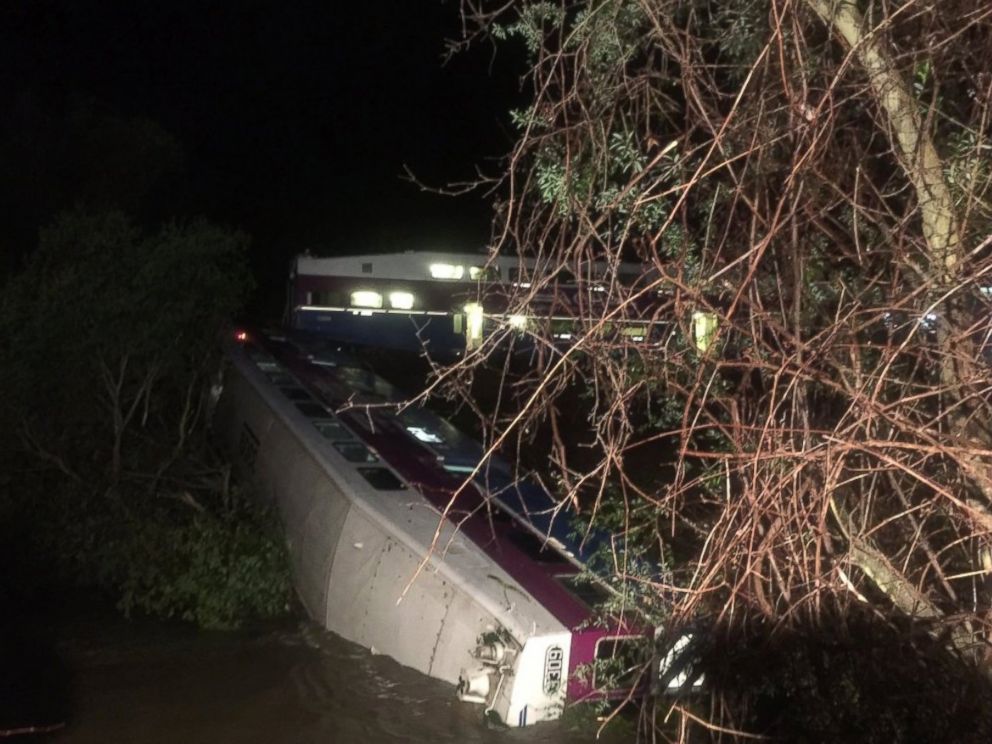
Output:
[214, 330, 692, 726]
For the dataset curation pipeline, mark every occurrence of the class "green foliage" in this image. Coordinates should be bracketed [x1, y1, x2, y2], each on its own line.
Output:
[492, 2, 566, 55]
[91, 488, 291, 630]
[473, 0, 992, 739]
[712, 1, 767, 73]
[567, 0, 647, 75]
[0, 210, 250, 470]
[0, 210, 290, 629]
[497, 1, 675, 237]
[567, 489, 675, 626]
[559, 700, 638, 743]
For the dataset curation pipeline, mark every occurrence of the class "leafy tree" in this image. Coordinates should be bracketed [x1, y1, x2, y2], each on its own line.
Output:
[0, 211, 291, 628]
[449, 0, 992, 738]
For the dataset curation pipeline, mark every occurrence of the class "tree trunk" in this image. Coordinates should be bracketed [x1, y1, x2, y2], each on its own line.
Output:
[808, 0, 990, 667]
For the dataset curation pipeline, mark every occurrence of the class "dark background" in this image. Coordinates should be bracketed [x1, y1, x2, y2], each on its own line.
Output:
[0, 0, 524, 316]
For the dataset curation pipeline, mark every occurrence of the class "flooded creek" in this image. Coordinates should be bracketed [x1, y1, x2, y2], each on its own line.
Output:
[14, 610, 604, 744]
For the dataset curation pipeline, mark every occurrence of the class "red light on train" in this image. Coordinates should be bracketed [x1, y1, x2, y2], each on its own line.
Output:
[235, 330, 248, 342]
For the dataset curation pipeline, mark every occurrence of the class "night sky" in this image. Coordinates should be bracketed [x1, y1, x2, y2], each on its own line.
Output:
[0, 0, 525, 315]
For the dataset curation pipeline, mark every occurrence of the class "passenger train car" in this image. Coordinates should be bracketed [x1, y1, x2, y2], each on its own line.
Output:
[214, 329, 692, 726]
[287, 251, 661, 356]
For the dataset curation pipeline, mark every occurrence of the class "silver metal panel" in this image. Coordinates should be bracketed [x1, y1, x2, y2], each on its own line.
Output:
[298, 483, 351, 622]
[327, 509, 493, 684]
[429, 588, 496, 682]
[324, 508, 388, 646]
[255, 419, 316, 534]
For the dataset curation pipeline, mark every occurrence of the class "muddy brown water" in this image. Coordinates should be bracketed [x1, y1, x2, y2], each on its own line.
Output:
[10, 611, 603, 744]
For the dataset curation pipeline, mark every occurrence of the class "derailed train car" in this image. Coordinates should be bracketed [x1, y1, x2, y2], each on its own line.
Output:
[214, 329, 695, 726]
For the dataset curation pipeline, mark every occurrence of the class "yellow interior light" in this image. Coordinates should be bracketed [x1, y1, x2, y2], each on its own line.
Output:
[430, 263, 464, 280]
[621, 325, 647, 338]
[692, 311, 718, 352]
[351, 290, 383, 308]
[388, 291, 415, 310]
[464, 302, 484, 349]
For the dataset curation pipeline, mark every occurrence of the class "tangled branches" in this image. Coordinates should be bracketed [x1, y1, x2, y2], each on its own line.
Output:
[444, 0, 992, 725]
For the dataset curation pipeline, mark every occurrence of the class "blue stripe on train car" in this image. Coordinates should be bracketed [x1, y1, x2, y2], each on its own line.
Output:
[292, 309, 466, 357]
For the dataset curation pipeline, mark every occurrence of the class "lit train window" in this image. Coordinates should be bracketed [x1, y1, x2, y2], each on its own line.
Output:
[333, 441, 379, 463]
[357, 467, 407, 490]
[388, 291, 415, 310]
[429, 263, 464, 280]
[351, 290, 383, 308]
[405, 426, 443, 444]
[469, 266, 499, 281]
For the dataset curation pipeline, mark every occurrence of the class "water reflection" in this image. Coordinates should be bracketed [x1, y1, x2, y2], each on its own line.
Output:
[49, 615, 599, 744]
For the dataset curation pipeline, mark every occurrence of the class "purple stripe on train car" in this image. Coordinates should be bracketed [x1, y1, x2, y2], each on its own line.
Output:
[566, 629, 603, 702]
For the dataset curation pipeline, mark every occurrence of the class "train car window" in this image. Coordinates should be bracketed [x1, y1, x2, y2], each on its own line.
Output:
[333, 441, 379, 463]
[311, 290, 347, 307]
[295, 401, 330, 418]
[469, 266, 500, 281]
[619, 268, 645, 285]
[266, 372, 296, 386]
[441, 458, 478, 474]
[556, 575, 610, 608]
[505, 527, 570, 566]
[245, 345, 279, 368]
[280, 387, 313, 402]
[357, 467, 407, 490]
[593, 637, 648, 690]
[314, 420, 351, 439]
[405, 425, 444, 444]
